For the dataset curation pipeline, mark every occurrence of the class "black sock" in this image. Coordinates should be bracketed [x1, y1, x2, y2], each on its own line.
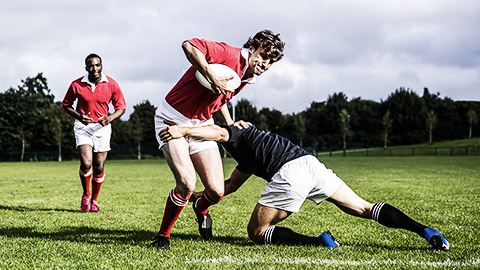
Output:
[264, 226, 321, 246]
[371, 203, 427, 237]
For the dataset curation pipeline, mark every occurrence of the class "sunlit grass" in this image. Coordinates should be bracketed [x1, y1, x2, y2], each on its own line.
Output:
[0, 157, 479, 269]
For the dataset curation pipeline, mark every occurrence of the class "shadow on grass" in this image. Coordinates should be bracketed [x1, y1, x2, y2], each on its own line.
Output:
[0, 204, 78, 213]
[0, 226, 253, 247]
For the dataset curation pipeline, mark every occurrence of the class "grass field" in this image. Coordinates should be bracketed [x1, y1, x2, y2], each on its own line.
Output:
[0, 156, 479, 269]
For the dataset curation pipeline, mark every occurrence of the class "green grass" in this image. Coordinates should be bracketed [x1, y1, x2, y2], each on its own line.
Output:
[324, 137, 480, 157]
[0, 157, 479, 269]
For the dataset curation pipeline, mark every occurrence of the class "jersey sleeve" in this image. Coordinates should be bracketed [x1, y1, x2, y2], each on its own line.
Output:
[110, 80, 126, 110]
[220, 125, 242, 143]
[62, 83, 77, 107]
[185, 38, 231, 64]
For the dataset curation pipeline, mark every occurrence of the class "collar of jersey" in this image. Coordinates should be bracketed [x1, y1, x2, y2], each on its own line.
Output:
[241, 48, 257, 84]
[81, 73, 109, 85]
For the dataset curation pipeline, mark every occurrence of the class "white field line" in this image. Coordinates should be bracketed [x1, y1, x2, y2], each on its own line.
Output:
[185, 256, 480, 267]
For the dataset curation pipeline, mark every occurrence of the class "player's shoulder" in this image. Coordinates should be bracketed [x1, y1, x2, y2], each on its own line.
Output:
[105, 76, 122, 89]
[105, 75, 118, 84]
[71, 76, 84, 84]
[69, 77, 85, 89]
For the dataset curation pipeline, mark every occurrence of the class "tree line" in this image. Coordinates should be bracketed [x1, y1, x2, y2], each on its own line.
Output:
[0, 73, 478, 160]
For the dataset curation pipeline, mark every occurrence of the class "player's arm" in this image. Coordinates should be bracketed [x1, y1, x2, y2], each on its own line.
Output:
[159, 120, 230, 143]
[224, 168, 251, 196]
[62, 105, 94, 125]
[219, 104, 252, 128]
[98, 109, 125, 126]
[182, 41, 232, 94]
[220, 104, 234, 125]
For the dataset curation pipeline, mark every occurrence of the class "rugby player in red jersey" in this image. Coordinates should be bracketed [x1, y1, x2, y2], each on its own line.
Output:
[62, 54, 126, 213]
[151, 30, 285, 250]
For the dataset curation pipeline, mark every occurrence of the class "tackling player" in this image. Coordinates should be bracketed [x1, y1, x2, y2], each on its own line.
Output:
[62, 54, 126, 213]
[151, 30, 285, 250]
[158, 122, 449, 251]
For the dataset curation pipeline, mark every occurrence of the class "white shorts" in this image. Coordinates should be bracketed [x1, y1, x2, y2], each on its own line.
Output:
[258, 155, 343, 213]
[154, 99, 218, 155]
[74, 120, 112, 152]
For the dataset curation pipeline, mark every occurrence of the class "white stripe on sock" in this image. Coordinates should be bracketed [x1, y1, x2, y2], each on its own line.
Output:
[264, 226, 275, 244]
[170, 189, 188, 207]
[372, 203, 385, 222]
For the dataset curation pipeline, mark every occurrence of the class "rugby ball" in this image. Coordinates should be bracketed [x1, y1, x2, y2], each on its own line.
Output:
[195, 64, 241, 92]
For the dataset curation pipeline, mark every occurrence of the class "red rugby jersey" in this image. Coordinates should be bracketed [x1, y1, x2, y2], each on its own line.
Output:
[165, 38, 255, 120]
[62, 75, 126, 123]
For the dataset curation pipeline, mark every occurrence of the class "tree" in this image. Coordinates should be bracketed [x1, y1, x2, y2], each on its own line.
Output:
[0, 73, 56, 161]
[339, 108, 351, 154]
[467, 108, 478, 139]
[426, 110, 437, 144]
[128, 100, 157, 159]
[382, 110, 393, 149]
[381, 88, 426, 145]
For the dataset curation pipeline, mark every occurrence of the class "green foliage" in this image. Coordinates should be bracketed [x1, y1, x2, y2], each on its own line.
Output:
[0, 157, 478, 269]
[1, 73, 479, 158]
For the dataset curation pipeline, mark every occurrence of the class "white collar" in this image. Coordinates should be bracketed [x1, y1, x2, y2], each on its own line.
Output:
[241, 48, 256, 84]
[81, 73, 109, 85]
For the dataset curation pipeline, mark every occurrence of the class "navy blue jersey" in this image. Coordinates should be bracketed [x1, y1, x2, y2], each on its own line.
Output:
[220, 125, 310, 181]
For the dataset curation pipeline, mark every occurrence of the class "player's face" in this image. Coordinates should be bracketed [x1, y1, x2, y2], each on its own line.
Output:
[85, 57, 103, 81]
[248, 47, 273, 76]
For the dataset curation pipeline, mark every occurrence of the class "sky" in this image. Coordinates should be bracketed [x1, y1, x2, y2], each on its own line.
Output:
[1, 0, 479, 119]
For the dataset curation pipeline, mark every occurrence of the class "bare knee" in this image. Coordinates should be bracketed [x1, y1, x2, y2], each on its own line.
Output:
[204, 188, 224, 203]
[247, 224, 265, 244]
[80, 160, 92, 171]
[175, 180, 196, 199]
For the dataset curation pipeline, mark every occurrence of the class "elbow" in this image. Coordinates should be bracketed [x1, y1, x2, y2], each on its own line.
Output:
[181, 41, 191, 52]
[217, 129, 229, 142]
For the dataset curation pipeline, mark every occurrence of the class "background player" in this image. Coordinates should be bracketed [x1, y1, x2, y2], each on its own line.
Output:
[151, 30, 285, 250]
[158, 122, 449, 251]
[62, 53, 126, 213]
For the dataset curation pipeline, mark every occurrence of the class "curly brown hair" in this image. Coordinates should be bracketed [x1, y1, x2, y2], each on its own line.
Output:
[243, 30, 285, 63]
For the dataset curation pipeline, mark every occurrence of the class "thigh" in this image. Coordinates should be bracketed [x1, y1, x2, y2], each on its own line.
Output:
[78, 144, 93, 168]
[326, 182, 373, 218]
[248, 203, 291, 241]
[190, 147, 224, 194]
[162, 137, 197, 196]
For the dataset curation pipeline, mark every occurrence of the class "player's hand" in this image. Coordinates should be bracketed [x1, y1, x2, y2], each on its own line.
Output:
[97, 115, 111, 126]
[159, 121, 185, 142]
[210, 74, 235, 95]
[79, 112, 94, 125]
[233, 120, 252, 129]
[189, 191, 203, 202]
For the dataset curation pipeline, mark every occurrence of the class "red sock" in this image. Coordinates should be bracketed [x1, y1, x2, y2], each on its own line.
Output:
[91, 172, 105, 201]
[79, 167, 92, 196]
[196, 192, 223, 215]
[157, 188, 189, 238]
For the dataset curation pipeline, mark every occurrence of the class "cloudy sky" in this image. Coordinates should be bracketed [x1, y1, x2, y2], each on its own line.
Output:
[1, 0, 479, 119]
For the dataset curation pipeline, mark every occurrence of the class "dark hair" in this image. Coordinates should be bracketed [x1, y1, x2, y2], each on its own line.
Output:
[85, 53, 102, 65]
[243, 30, 285, 63]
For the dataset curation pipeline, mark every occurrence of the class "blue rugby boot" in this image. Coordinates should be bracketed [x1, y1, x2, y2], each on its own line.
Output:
[424, 228, 449, 251]
[318, 231, 339, 248]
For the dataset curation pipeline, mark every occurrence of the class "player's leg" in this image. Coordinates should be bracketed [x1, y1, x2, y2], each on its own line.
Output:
[90, 151, 108, 212]
[327, 182, 449, 250]
[251, 156, 339, 247]
[152, 138, 196, 249]
[248, 203, 337, 247]
[78, 144, 93, 212]
[189, 146, 224, 240]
